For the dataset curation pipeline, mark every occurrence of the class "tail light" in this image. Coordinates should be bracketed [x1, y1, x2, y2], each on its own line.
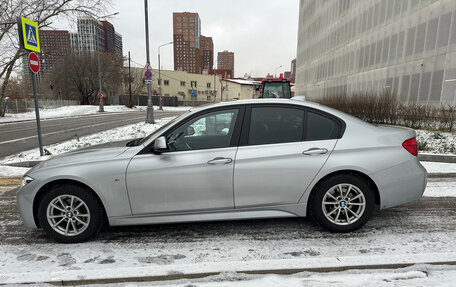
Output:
[402, 137, 418, 156]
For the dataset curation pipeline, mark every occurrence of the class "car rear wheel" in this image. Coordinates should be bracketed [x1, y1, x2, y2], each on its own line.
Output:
[37, 184, 103, 243]
[310, 174, 374, 232]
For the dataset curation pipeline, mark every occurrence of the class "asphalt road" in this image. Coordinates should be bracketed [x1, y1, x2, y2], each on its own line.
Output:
[0, 110, 183, 158]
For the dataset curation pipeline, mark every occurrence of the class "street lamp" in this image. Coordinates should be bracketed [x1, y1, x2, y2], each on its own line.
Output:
[96, 12, 119, 112]
[158, 41, 173, 110]
[144, 0, 154, 123]
[275, 65, 283, 78]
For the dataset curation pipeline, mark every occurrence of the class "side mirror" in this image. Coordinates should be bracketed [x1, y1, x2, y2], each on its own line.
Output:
[153, 136, 167, 152]
[186, 126, 195, 136]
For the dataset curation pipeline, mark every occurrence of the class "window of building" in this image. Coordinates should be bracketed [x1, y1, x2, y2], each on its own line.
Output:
[405, 26, 416, 56]
[400, 75, 411, 102]
[164, 80, 169, 86]
[430, 70, 444, 102]
[206, 83, 211, 89]
[415, 23, 426, 54]
[191, 81, 197, 88]
[419, 72, 432, 103]
[437, 13, 452, 48]
[425, 18, 438, 51]
[180, 81, 186, 87]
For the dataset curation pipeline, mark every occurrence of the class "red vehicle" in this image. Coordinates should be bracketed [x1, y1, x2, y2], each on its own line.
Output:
[259, 77, 292, 98]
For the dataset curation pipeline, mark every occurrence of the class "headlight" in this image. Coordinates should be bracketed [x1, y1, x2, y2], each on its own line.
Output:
[21, 176, 34, 187]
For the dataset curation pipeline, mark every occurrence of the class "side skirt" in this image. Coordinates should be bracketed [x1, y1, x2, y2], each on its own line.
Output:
[108, 203, 308, 226]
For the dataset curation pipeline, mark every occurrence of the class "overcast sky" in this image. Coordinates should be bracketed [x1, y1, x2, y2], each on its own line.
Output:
[89, 0, 299, 78]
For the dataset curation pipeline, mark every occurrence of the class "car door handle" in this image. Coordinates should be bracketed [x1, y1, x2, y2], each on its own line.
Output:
[207, 157, 233, 165]
[302, 148, 328, 156]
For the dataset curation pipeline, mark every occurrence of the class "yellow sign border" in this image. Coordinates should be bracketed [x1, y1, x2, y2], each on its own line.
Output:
[21, 17, 40, 53]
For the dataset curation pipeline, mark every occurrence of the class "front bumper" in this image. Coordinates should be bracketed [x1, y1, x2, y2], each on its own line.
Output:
[16, 179, 41, 229]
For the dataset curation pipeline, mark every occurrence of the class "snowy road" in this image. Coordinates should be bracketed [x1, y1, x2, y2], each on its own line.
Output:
[0, 180, 456, 285]
[0, 109, 184, 158]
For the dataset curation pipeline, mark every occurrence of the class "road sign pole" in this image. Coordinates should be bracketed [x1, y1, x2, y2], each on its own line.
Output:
[144, 0, 155, 124]
[31, 71, 43, 156]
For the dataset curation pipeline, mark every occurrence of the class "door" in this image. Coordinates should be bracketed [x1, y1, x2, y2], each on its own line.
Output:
[234, 106, 341, 207]
[127, 108, 242, 215]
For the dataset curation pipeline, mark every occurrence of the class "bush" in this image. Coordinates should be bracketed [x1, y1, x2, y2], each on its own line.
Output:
[314, 92, 456, 132]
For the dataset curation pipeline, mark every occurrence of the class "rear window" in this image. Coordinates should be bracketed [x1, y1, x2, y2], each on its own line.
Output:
[306, 111, 340, 141]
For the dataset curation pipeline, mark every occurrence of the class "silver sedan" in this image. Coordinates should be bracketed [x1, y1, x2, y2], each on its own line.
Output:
[17, 99, 427, 243]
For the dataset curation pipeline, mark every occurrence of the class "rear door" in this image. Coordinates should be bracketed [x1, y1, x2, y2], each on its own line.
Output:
[233, 105, 342, 207]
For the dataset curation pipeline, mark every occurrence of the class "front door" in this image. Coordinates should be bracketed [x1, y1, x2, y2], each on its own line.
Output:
[127, 108, 242, 215]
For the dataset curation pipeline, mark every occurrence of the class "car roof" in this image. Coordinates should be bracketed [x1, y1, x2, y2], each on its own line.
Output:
[189, 98, 332, 115]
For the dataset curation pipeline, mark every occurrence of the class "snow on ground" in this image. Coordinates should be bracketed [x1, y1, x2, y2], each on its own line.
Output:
[423, 179, 456, 197]
[416, 129, 456, 155]
[0, 116, 175, 166]
[0, 165, 29, 178]
[421, 161, 456, 173]
[65, 265, 456, 287]
[0, 105, 191, 123]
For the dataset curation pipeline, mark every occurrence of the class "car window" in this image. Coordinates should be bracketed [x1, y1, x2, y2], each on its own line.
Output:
[306, 111, 340, 141]
[248, 107, 304, 145]
[166, 109, 239, 151]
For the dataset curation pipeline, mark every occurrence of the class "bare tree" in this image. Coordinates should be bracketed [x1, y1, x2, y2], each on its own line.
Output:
[50, 52, 123, 104]
[122, 67, 145, 107]
[0, 0, 111, 116]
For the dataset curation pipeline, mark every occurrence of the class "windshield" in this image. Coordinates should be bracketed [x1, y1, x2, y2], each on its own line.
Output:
[137, 110, 191, 145]
[262, 82, 291, 98]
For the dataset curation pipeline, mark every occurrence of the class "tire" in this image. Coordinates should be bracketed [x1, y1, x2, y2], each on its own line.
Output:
[37, 184, 103, 243]
[310, 174, 374, 232]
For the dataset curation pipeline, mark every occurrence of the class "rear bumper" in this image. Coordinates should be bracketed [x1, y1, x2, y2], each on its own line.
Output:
[372, 158, 427, 209]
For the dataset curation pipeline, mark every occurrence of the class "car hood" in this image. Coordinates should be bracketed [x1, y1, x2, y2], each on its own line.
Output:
[27, 139, 134, 174]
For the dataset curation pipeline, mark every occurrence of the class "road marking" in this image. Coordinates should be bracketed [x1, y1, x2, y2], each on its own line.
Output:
[0, 178, 21, 185]
[0, 116, 146, 145]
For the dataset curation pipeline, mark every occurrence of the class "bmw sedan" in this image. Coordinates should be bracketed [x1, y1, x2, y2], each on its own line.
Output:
[17, 99, 427, 243]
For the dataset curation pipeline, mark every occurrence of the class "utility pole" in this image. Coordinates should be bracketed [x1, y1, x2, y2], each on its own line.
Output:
[97, 44, 104, 112]
[128, 51, 132, 108]
[144, 0, 154, 123]
[213, 70, 216, 102]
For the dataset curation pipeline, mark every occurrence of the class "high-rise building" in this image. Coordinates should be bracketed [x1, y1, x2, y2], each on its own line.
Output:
[173, 12, 202, 74]
[200, 35, 214, 74]
[296, 0, 456, 106]
[217, 50, 234, 78]
[38, 30, 71, 75]
[115, 32, 123, 56]
[291, 58, 296, 83]
[70, 17, 104, 55]
[70, 17, 123, 56]
[101, 21, 115, 54]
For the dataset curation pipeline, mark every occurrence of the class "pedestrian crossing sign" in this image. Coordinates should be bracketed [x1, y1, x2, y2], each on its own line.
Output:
[20, 17, 40, 53]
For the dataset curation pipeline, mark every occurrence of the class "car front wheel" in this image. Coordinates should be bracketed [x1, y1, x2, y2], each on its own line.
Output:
[37, 184, 103, 243]
[310, 174, 375, 232]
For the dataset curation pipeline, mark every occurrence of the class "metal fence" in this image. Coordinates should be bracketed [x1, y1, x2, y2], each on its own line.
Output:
[4, 99, 79, 114]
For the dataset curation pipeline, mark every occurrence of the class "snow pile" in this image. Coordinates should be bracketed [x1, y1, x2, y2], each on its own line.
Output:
[0, 105, 192, 123]
[416, 129, 456, 155]
[0, 117, 175, 166]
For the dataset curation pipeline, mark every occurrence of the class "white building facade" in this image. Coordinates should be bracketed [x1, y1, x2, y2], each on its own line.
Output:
[296, 0, 456, 106]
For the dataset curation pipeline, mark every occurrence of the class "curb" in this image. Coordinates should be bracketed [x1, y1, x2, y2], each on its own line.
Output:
[419, 154, 456, 163]
[13, 260, 456, 286]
